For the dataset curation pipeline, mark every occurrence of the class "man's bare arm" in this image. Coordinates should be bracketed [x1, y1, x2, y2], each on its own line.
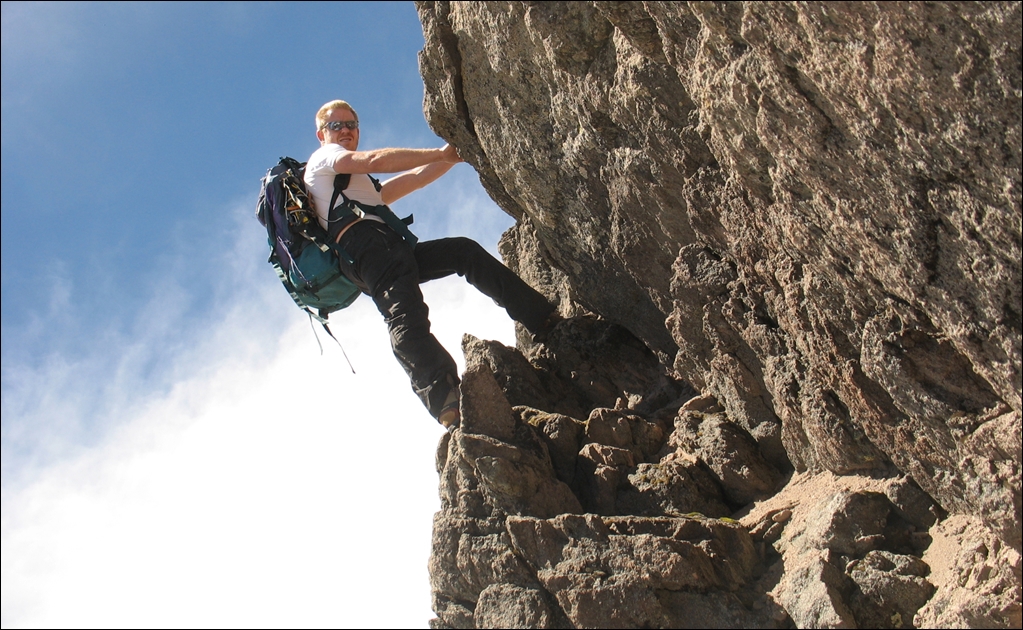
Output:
[380, 161, 458, 205]
[333, 144, 460, 175]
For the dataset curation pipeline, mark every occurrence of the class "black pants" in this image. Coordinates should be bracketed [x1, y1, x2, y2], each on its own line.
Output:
[338, 221, 554, 417]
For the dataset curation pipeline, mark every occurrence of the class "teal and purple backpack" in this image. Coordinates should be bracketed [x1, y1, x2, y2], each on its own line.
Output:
[255, 157, 361, 322]
[255, 156, 417, 365]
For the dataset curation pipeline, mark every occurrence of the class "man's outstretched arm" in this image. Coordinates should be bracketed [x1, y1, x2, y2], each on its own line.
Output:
[333, 143, 460, 176]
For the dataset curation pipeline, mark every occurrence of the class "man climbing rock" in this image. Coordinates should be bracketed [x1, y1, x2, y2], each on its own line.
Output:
[304, 100, 559, 428]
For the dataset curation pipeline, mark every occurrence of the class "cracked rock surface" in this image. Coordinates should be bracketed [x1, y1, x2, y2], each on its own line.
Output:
[418, 2, 1021, 627]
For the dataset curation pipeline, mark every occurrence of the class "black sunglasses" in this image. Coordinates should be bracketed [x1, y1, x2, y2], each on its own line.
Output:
[322, 120, 359, 131]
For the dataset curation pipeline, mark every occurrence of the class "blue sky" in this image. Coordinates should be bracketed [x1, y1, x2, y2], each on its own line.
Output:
[2, 3, 517, 627]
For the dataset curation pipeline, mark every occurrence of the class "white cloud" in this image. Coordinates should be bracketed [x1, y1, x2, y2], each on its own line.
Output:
[2, 280, 518, 629]
[2, 191, 521, 628]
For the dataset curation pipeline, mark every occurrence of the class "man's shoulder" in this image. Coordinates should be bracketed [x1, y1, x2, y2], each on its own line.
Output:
[305, 144, 347, 181]
[308, 143, 347, 163]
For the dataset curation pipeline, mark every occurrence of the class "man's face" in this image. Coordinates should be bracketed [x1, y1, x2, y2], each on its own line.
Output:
[317, 107, 360, 151]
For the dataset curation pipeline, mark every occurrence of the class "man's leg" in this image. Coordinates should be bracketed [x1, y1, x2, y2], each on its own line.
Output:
[414, 237, 556, 334]
[338, 223, 459, 417]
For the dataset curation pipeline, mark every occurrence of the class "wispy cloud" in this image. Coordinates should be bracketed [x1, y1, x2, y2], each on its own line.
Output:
[1, 309, 445, 628]
[2, 189, 520, 628]
[2, 198, 277, 481]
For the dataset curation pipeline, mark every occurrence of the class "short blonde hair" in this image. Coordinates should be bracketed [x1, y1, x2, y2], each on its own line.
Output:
[316, 100, 358, 130]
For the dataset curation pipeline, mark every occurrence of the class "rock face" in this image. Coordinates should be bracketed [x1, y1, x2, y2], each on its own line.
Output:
[417, 2, 1021, 627]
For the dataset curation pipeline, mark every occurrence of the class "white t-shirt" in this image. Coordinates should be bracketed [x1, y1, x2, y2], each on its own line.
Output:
[304, 143, 386, 231]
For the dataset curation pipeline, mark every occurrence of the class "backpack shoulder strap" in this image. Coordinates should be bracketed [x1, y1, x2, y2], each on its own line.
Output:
[329, 173, 382, 209]
[326, 173, 359, 243]
[330, 173, 352, 213]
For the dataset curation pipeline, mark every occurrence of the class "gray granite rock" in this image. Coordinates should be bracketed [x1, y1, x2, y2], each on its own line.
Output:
[419, 2, 1021, 627]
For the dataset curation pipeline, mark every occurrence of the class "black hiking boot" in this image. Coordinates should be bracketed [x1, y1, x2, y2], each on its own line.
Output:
[531, 311, 564, 345]
[438, 388, 460, 430]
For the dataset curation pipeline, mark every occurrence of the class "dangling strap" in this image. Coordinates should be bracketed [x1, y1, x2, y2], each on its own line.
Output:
[305, 311, 356, 374]
[321, 318, 356, 374]
[278, 250, 356, 372]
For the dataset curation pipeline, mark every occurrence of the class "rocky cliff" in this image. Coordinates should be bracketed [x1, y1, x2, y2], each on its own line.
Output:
[415, 2, 1021, 627]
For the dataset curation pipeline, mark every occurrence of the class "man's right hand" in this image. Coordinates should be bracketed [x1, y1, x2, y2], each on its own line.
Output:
[440, 143, 463, 164]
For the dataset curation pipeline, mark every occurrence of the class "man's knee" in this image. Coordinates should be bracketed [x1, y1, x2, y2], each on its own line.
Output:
[451, 236, 485, 257]
[449, 237, 497, 273]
